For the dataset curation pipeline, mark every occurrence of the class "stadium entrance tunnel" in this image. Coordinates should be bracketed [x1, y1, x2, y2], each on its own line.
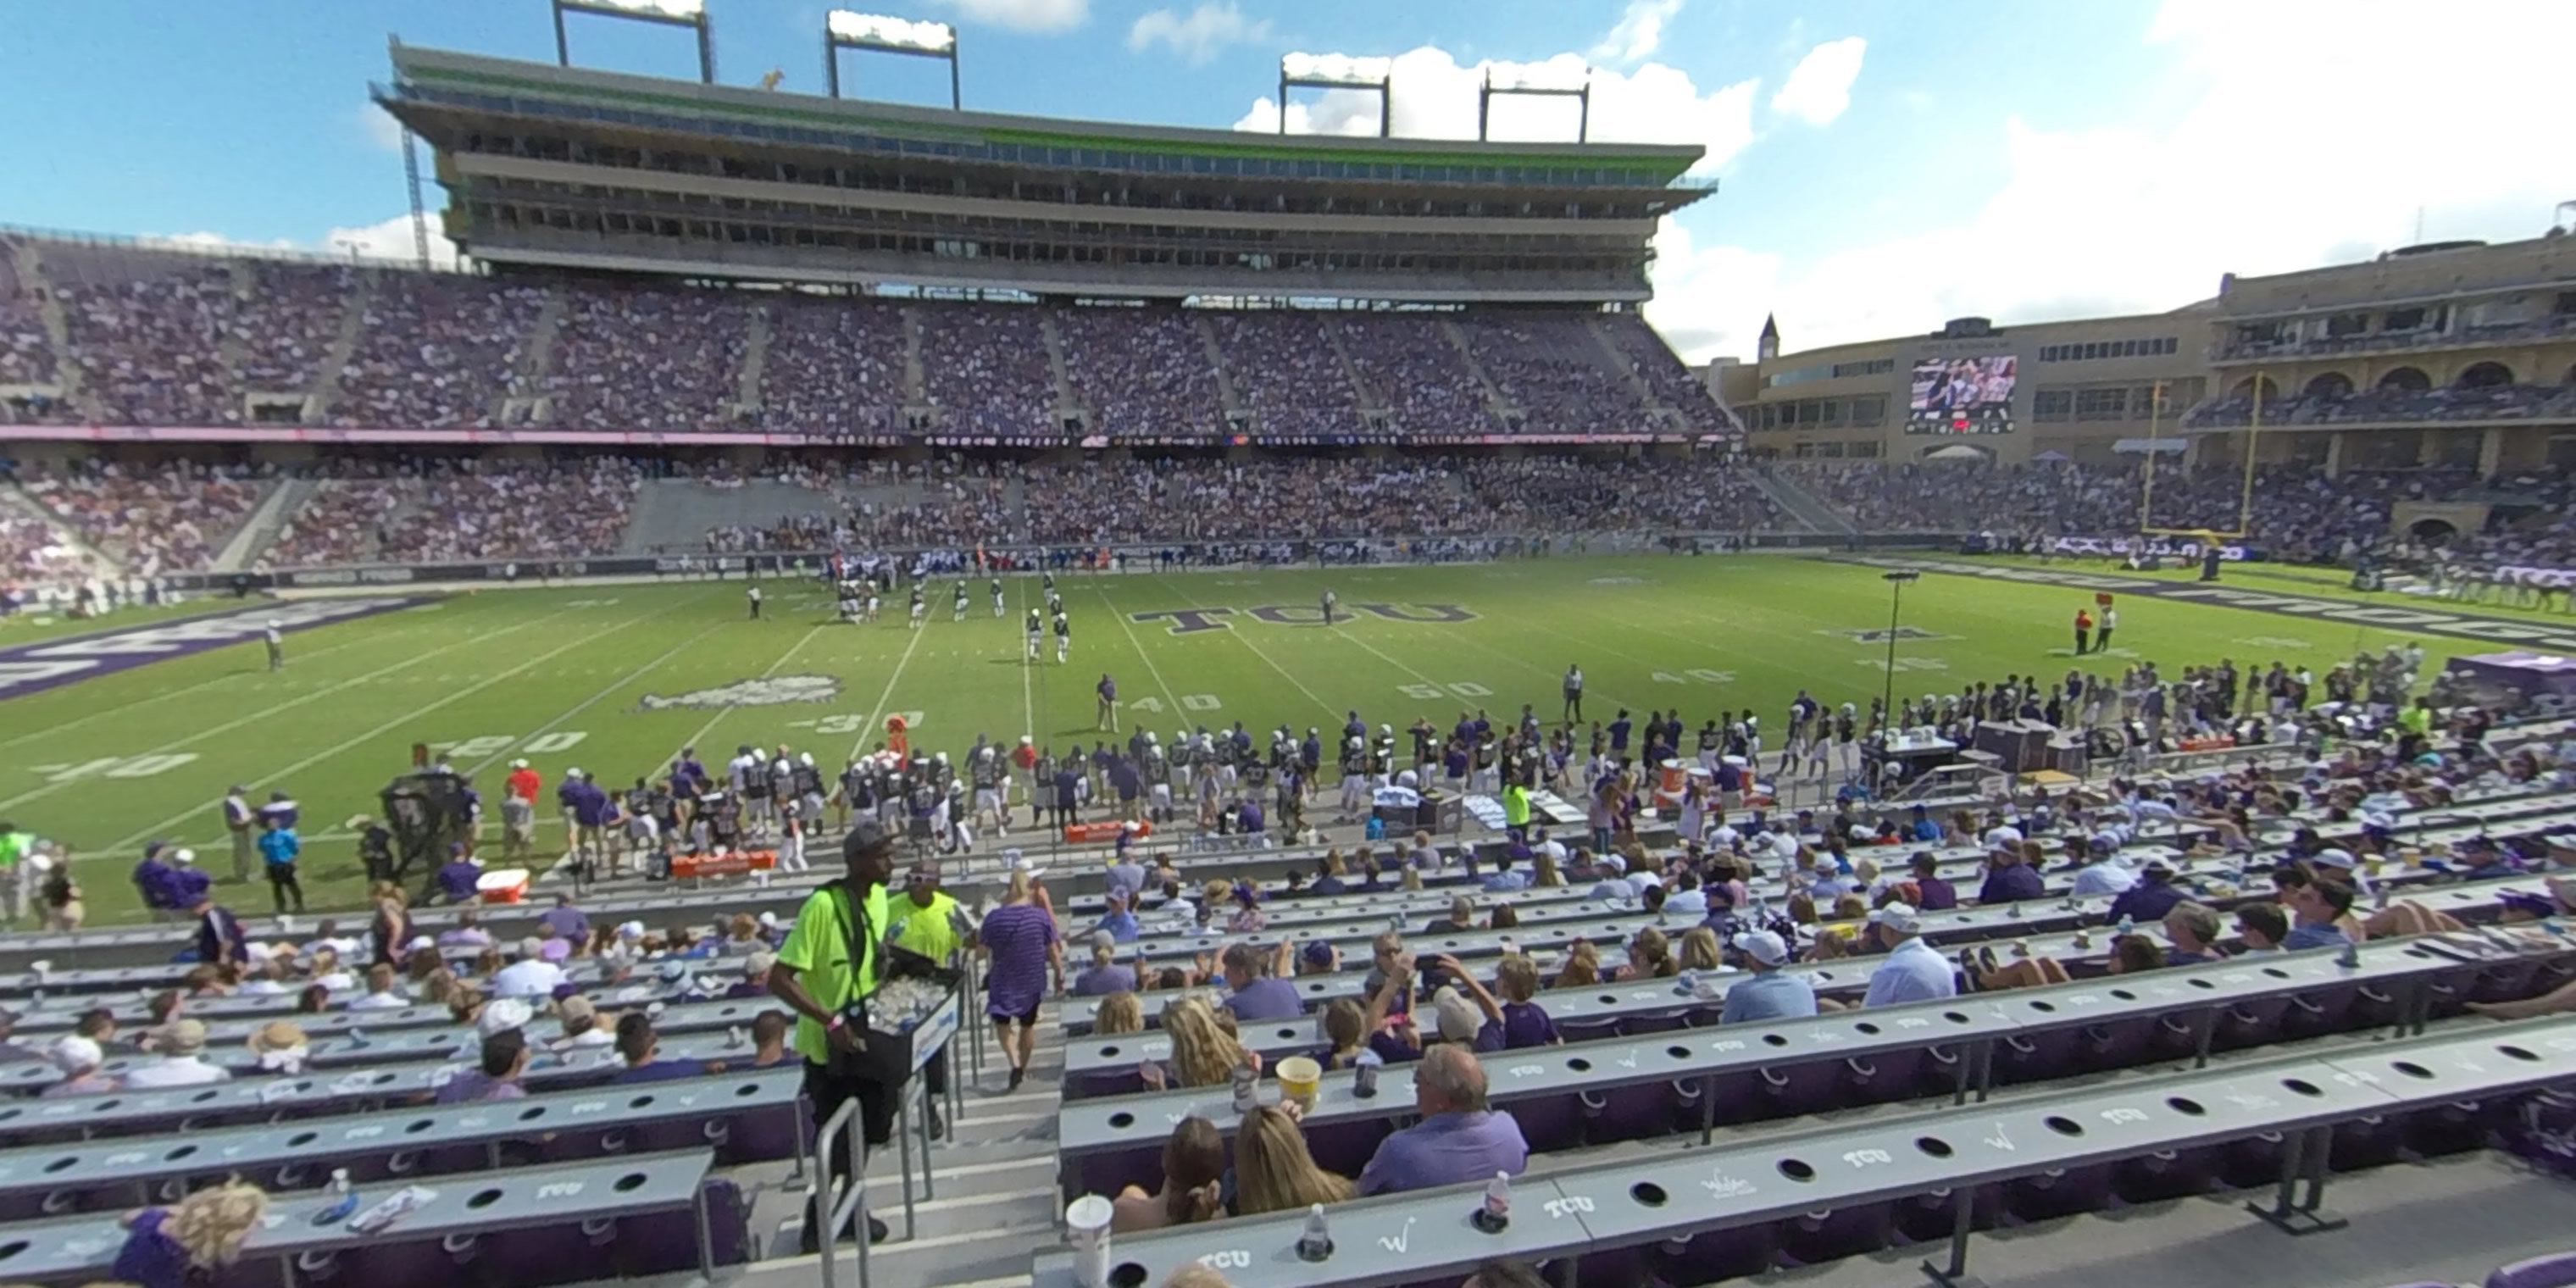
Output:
[2407, 517, 2459, 546]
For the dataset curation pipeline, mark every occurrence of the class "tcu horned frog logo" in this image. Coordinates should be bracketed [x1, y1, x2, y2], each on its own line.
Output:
[637, 675, 843, 711]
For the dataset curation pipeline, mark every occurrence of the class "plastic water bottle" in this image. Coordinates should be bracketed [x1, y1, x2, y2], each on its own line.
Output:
[319, 1170, 359, 1224]
[727, 1025, 747, 1050]
[1352, 1049, 1382, 1099]
[2116, 914, 2135, 936]
[1230, 1055, 1258, 1114]
[1296, 1203, 1334, 1262]
[345, 1028, 368, 1048]
[1473, 1171, 1512, 1232]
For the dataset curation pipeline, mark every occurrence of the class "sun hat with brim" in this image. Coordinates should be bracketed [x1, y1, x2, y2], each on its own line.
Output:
[1867, 903, 1923, 935]
[249, 1020, 308, 1055]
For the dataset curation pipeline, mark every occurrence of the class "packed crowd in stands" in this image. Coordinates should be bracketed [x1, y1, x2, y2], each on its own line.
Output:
[754, 295, 907, 435]
[333, 274, 546, 430]
[375, 459, 643, 564]
[920, 304, 1059, 438]
[18, 458, 264, 572]
[541, 289, 750, 431]
[1059, 308, 1226, 438]
[59, 267, 238, 426]
[262, 475, 403, 568]
[1332, 314, 1499, 436]
[1459, 315, 1648, 430]
[2189, 380, 2576, 429]
[1210, 311, 1362, 438]
[1, 513, 87, 587]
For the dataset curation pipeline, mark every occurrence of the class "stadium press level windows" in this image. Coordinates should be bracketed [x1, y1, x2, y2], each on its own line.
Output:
[1765, 357, 1894, 388]
[2035, 336, 2179, 362]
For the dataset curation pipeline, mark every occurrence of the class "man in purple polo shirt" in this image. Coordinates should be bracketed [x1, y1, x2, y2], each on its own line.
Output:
[1219, 941, 1302, 1021]
[537, 893, 591, 947]
[1357, 1043, 1528, 1195]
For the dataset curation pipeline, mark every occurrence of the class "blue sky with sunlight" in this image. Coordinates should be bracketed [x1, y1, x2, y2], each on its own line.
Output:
[2, 0, 2568, 363]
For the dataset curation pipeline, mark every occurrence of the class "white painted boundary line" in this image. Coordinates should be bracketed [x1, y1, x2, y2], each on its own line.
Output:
[1145, 575, 1338, 720]
[3, 603, 587, 817]
[103, 601, 673, 852]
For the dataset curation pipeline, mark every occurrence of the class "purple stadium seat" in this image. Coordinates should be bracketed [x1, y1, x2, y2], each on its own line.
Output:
[1759, 1058, 1840, 1116]
[1894, 1185, 2001, 1244]
[2328, 1113, 2407, 1170]
[1301, 1115, 1390, 1178]
[1843, 1050, 1925, 1106]
[1996, 1028, 2080, 1084]
[1506, 1091, 1586, 1153]
[2113, 1146, 2222, 1202]
[1620, 1010, 1689, 1036]
[2490, 1252, 2576, 1288]
[1774, 1204, 1895, 1266]
[2214, 997, 2293, 1051]
[617, 1177, 747, 1273]
[1657, 1225, 1776, 1285]
[2003, 1163, 2113, 1221]
[1579, 1081, 1684, 1142]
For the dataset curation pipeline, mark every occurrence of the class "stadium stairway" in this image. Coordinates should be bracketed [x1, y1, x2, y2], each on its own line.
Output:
[1437, 318, 1518, 426]
[7, 240, 92, 419]
[1317, 319, 1380, 412]
[0, 482, 122, 577]
[1751, 464, 1853, 536]
[1191, 314, 1246, 419]
[215, 475, 308, 571]
[302, 264, 371, 419]
[733, 303, 774, 419]
[1038, 311, 1075, 420]
[1585, 318, 1666, 414]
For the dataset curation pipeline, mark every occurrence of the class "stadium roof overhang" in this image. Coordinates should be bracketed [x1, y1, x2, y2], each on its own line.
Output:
[380, 43, 1713, 204]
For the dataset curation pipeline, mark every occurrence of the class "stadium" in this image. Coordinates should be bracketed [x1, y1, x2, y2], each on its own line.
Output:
[4, 4, 2576, 1288]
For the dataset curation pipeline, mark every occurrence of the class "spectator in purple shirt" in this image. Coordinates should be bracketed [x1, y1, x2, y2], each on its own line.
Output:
[131, 842, 175, 919]
[113, 1181, 268, 1288]
[1908, 852, 1958, 912]
[1978, 843, 2046, 905]
[434, 847, 483, 904]
[536, 893, 591, 947]
[436, 1028, 531, 1103]
[979, 869, 1063, 1091]
[1220, 940, 1302, 1021]
[613, 1013, 707, 1083]
[1356, 1043, 1529, 1196]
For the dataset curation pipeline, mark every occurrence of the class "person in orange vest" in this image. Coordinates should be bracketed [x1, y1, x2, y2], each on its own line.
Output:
[886, 715, 910, 759]
[2073, 607, 2094, 657]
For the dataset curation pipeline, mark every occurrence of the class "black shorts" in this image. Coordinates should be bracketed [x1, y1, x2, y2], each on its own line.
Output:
[989, 1003, 1041, 1027]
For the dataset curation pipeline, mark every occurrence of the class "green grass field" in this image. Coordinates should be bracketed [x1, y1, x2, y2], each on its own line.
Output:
[4, 553, 2536, 923]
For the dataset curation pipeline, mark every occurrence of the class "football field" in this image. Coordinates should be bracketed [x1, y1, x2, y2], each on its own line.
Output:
[3, 551, 2557, 924]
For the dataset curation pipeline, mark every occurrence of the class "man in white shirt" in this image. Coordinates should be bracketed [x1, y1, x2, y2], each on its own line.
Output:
[1859, 904, 1957, 1007]
[121, 1019, 232, 1088]
[2070, 847, 2138, 898]
[491, 936, 569, 999]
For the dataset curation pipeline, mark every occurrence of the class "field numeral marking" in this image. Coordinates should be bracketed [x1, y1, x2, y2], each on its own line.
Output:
[430, 732, 594, 760]
[1180, 694, 1222, 712]
[1858, 658, 1950, 673]
[793, 712, 925, 736]
[1653, 669, 1739, 686]
[29, 753, 201, 784]
[1398, 682, 1492, 701]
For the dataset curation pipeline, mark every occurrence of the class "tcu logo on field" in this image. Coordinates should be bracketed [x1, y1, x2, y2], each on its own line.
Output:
[1130, 603, 1479, 635]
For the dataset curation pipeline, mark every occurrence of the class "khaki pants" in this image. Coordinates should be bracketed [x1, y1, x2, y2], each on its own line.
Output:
[231, 829, 255, 882]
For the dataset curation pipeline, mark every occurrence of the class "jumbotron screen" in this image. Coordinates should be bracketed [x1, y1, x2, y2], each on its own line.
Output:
[1907, 355, 2017, 433]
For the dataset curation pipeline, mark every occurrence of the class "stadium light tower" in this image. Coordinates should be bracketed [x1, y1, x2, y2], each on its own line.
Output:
[1480, 60, 1592, 142]
[824, 10, 961, 109]
[551, 0, 715, 84]
[1279, 53, 1393, 138]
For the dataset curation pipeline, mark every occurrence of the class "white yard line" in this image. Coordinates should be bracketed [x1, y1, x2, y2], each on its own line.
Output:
[665, 622, 832, 773]
[1146, 575, 1338, 721]
[2, 604, 585, 816]
[1089, 583, 1185, 728]
[466, 605, 730, 781]
[846, 616, 930, 763]
[103, 602, 668, 852]
[1019, 578, 1037, 741]
[0, 626, 404, 753]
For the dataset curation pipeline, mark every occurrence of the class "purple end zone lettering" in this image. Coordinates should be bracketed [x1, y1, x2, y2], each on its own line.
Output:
[1353, 602, 1479, 624]
[1130, 608, 1235, 636]
[0, 597, 425, 702]
[1247, 604, 1328, 625]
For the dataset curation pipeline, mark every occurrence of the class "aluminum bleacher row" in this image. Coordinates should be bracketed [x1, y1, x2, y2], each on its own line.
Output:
[1035, 1018, 2576, 1288]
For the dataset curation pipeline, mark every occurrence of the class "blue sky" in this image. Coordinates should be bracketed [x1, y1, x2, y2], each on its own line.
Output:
[3, 0, 2568, 363]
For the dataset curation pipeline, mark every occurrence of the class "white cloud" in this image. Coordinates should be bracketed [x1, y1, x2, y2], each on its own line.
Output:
[1591, 0, 1684, 66]
[1680, 0, 2576, 364]
[1234, 46, 1757, 175]
[1128, 3, 1272, 64]
[140, 215, 461, 270]
[1768, 36, 1864, 125]
[934, 0, 1087, 34]
[359, 104, 407, 153]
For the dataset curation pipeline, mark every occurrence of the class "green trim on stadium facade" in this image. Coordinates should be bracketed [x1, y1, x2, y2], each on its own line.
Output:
[398, 62, 1699, 182]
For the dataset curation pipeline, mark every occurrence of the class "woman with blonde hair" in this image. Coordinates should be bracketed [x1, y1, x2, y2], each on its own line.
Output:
[1531, 848, 1563, 888]
[115, 1180, 269, 1288]
[979, 866, 1063, 1091]
[1111, 1116, 1226, 1233]
[1094, 991, 1145, 1035]
[1152, 995, 1254, 1090]
[1679, 926, 1723, 973]
[1620, 928, 1675, 980]
[1319, 997, 1368, 1069]
[1552, 940, 1602, 989]
[1235, 1104, 1357, 1215]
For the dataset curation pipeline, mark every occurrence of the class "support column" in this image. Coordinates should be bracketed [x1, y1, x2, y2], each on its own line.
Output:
[2478, 425, 2503, 477]
[2321, 431, 2343, 479]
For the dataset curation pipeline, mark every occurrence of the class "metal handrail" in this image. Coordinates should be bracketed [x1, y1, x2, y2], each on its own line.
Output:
[809, 1094, 873, 1288]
